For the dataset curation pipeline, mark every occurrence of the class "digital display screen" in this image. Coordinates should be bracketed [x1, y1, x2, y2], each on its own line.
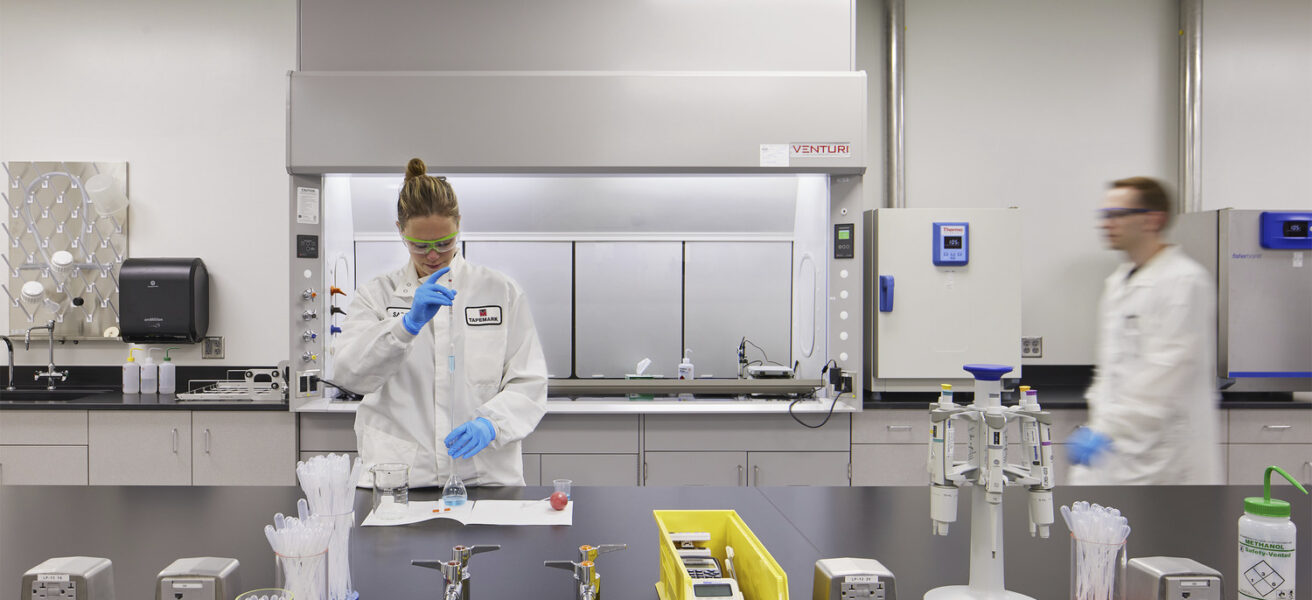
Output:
[1284, 221, 1309, 238]
[838, 230, 851, 240]
[944, 236, 963, 249]
[693, 583, 735, 597]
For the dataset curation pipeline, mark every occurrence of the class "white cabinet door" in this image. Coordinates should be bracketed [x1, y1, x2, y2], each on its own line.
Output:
[851, 445, 929, 486]
[540, 454, 638, 486]
[747, 452, 849, 486]
[193, 412, 296, 486]
[644, 451, 747, 486]
[1227, 444, 1312, 485]
[522, 453, 542, 486]
[0, 446, 87, 485]
[89, 411, 191, 486]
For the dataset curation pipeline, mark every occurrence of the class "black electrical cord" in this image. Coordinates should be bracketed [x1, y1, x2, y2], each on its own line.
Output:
[789, 359, 840, 428]
[315, 376, 365, 401]
[740, 336, 786, 367]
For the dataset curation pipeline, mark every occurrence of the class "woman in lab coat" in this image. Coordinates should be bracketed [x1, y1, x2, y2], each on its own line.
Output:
[333, 158, 548, 487]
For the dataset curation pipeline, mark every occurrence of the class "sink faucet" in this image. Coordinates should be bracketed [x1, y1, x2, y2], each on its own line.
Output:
[545, 544, 626, 600]
[0, 336, 14, 390]
[25, 320, 67, 390]
[413, 544, 501, 600]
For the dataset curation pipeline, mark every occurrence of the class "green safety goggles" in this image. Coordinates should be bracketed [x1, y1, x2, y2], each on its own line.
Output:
[401, 231, 460, 254]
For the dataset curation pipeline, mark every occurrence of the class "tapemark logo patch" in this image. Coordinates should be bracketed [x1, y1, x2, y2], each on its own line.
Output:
[387, 306, 408, 318]
[466, 305, 502, 326]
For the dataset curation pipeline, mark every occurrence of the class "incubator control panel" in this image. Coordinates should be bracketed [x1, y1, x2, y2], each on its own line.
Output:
[1260, 211, 1312, 250]
[931, 222, 969, 266]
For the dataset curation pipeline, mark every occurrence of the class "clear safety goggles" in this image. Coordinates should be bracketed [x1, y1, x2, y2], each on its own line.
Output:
[401, 231, 459, 255]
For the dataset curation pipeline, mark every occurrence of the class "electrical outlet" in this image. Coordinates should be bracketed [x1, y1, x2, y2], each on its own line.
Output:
[1021, 336, 1043, 358]
[202, 336, 225, 359]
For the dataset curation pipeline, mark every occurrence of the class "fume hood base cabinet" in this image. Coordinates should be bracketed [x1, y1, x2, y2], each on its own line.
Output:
[88, 411, 294, 486]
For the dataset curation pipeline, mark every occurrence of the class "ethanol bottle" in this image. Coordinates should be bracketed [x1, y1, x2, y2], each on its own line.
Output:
[140, 348, 160, 394]
[121, 348, 140, 394]
[1239, 465, 1308, 600]
[158, 347, 179, 395]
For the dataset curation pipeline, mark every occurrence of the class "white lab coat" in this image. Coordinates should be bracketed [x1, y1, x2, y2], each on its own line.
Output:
[332, 253, 548, 487]
[1070, 245, 1223, 485]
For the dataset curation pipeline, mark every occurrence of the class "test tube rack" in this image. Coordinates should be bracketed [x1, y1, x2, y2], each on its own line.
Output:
[2, 161, 128, 339]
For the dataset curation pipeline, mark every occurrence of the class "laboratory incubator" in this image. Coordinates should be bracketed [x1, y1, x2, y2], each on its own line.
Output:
[1175, 209, 1312, 392]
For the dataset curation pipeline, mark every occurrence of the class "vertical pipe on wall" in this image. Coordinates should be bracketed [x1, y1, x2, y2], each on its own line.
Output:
[886, 0, 906, 208]
[1180, 0, 1203, 214]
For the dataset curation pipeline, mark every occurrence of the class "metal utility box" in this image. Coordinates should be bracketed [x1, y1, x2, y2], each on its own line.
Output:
[1175, 209, 1312, 392]
[864, 208, 1021, 391]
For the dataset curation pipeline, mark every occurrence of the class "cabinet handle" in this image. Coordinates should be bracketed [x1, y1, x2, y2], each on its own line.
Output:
[737, 465, 744, 486]
[887, 425, 913, 432]
[204, 429, 211, 454]
[642, 462, 648, 485]
[753, 465, 760, 487]
[171, 428, 178, 454]
[1262, 425, 1293, 430]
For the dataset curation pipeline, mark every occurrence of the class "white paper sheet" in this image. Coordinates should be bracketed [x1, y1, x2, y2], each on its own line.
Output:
[362, 499, 573, 527]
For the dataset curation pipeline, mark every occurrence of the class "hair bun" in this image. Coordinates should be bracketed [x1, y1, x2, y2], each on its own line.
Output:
[404, 158, 427, 182]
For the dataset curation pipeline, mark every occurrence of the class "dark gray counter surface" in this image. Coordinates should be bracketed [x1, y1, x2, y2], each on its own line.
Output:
[0, 392, 288, 410]
[3, 485, 1309, 599]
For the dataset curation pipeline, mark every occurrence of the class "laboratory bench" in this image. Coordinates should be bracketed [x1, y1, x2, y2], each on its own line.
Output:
[1, 484, 1308, 599]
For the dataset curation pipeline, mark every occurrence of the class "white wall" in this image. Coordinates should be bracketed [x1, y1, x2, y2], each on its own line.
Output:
[0, 0, 297, 366]
[1203, 0, 1312, 211]
[904, 0, 1179, 365]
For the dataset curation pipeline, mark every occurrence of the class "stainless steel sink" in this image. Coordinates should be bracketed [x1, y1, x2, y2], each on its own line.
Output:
[0, 388, 116, 401]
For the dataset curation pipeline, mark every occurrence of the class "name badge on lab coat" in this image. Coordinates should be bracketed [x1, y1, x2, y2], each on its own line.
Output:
[466, 305, 502, 326]
[387, 306, 408, 318]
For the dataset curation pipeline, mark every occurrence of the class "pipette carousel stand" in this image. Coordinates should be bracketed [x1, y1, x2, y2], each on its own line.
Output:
[924, 364, 1055, 600]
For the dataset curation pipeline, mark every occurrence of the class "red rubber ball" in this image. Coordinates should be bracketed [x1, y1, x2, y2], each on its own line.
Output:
[550, 491, 568, 510]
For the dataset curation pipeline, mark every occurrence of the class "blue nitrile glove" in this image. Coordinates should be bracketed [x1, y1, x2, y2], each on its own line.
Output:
[445, 417, 496, 459]
[402, 267, 456, 335]
[1066, 427, 1112, 466]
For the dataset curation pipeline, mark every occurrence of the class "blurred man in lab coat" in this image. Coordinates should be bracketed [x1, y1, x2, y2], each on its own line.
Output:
[1067, 177, 1223, 484]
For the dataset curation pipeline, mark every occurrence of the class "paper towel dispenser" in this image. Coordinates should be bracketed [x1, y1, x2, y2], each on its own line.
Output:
[120, 258, 209, 343]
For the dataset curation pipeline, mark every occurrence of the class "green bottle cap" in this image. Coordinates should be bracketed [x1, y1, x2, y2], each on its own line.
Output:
[1244, 465, 1308, 518]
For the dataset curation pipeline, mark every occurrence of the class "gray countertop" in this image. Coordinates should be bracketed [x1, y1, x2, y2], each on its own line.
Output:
[0, 392, 288, 410]
[2, 485, 1308, 599]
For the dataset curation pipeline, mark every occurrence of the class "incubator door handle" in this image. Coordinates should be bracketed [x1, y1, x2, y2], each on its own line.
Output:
[1263, 425, 1293, 430]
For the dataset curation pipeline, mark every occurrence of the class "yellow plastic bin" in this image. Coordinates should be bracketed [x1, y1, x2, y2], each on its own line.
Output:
[654, 509, 788, 600]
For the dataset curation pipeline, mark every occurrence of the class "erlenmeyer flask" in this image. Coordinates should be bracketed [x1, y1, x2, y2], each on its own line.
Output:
[442, 469, 467, 507]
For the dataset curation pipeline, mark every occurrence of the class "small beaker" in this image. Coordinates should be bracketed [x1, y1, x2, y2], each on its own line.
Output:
[371, 463, 409, 520]
[235, 588, 294, 600]
[317, 511, 355, 600]
[553, 478, 573, 500]
[275, 548, 327, 600]
[1070, 534, 1126, 600]
[83, 173, 129, 217]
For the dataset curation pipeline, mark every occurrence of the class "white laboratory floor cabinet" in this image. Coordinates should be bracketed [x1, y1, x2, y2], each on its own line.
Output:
[863, 208, 1022, 392]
